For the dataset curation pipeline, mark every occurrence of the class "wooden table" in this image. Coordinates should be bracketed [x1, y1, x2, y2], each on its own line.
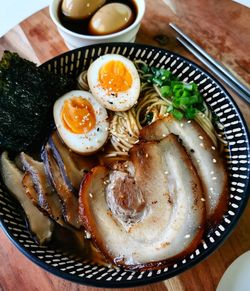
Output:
[0, 1, 249, 290]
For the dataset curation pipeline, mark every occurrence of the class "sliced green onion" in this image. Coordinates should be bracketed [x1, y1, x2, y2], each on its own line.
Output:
[172, 98, 181, 108]
[161, 70, 172, 79]
[160, 86, 171, 97]
[175, 89, 184, 98]
[185, 107, 197, 119]
[167, 104, 173, 112]
[173, 84, 183, 93]
[172, 109, 184, 120]
[181, 90, 191, 98]
[179, 97, 192, 106]
[151, 67, 161, 77]
[183, 83, 193, 91]
[145, 66, 204, 121]
[152, 77, 163, 86]
[142, 64, 149, 74]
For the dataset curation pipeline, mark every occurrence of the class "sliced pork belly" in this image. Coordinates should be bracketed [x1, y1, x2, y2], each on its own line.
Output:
[79, 134, 205, 269]
[140, 117, 228, 224]
[19, 152, 64, 225]
[49, 131, 97, 194]
[42, 144, 80, 229]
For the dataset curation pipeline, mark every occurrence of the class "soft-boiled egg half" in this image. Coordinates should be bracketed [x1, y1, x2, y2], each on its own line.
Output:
[87, 54, 140, 111]
[53, 90, 109, 155]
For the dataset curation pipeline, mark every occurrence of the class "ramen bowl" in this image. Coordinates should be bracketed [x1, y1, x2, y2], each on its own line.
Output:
[0, 43, 249, 288]
[49, 0, 146, 49]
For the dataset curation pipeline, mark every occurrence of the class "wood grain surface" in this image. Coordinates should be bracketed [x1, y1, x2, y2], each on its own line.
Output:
[0, 1, 249, 290]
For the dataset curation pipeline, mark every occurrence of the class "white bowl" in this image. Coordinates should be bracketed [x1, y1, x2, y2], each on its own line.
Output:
[49, 0, 145, 49]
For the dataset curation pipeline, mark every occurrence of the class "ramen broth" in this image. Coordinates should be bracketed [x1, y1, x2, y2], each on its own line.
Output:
[47, 222, 108, 265]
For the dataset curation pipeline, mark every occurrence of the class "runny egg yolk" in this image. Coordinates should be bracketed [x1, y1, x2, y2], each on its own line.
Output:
[61, 97, 96, 134]
[98, 60, 132, 93]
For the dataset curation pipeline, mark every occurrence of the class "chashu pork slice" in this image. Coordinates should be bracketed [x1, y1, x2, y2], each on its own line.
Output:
[19, 152, 65, 226]
[79, 134, 205, 268]
[140, 117, 229, 224]
[42, 144, 80, 229]
[49, 131, 97, 194]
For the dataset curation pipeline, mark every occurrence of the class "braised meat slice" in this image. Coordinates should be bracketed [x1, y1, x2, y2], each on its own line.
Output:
[20, 152, 64, 225]
[140, 117, 228, 224]
[79, 134, 205, 269]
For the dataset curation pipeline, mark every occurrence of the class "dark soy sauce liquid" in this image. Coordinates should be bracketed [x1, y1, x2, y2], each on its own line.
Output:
[58, 0, 138, 35]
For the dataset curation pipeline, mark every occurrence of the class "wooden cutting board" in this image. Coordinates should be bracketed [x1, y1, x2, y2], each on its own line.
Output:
[0, 1, 249, 290]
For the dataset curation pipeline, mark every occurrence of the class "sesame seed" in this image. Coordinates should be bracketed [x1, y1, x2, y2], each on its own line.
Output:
[211, 146, 216, 150]
[164, 171, 169, 175]
[212, 177, 217, 180]
[162, 134, 167, 137]
[200, 143, 204, 147]
[187, 120, 191, 124]
[199, 135, 204, 140]
[145, 153, 149, 158]
[213, 158, 217, 163]
[210, 171, 214, 175]
[89, 193, 93, 198]
[201, 198, 206, 202]
[184, 234, 190, 238]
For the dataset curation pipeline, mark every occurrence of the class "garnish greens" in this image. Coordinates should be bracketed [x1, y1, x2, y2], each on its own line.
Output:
[141, 65, 205, 120]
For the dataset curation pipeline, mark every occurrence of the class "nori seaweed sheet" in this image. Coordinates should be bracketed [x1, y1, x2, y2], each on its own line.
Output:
[0, 51, 75, 152]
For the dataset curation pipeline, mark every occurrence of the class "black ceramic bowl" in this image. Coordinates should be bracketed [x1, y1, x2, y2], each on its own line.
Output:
[0, 43, 249, 288]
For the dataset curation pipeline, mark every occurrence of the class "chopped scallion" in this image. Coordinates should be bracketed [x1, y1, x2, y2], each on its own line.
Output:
[143, 64, 204, 121]
[160, 86, 171, 97]
[172, 109, 184, 120]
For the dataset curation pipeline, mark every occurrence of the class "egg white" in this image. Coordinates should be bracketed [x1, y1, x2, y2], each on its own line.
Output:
[87, 54, 140, 111]
[53, 90, 109, 155]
